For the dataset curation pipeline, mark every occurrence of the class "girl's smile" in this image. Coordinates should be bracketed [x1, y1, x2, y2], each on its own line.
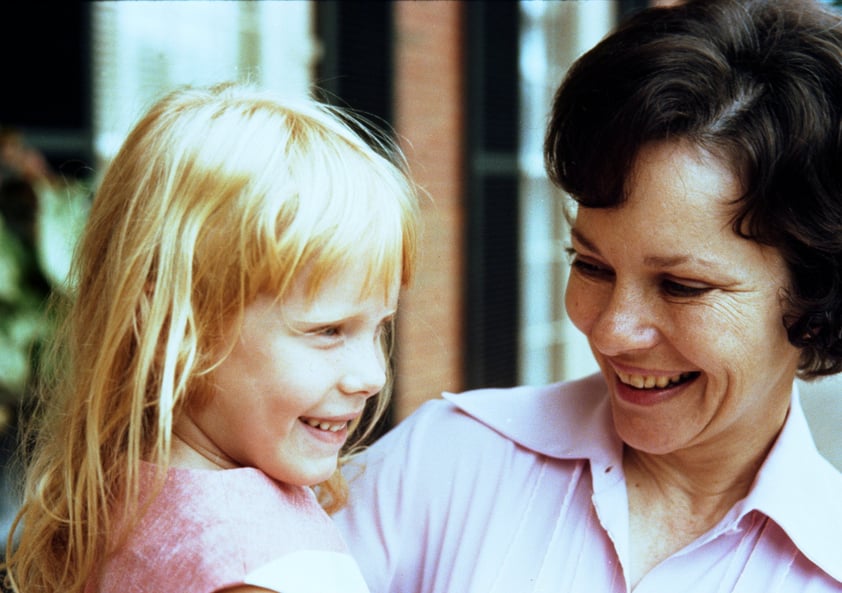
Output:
[173, 259, 400, 485]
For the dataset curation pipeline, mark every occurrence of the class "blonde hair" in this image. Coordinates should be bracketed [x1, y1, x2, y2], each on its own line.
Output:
[4, 82, 419, 593]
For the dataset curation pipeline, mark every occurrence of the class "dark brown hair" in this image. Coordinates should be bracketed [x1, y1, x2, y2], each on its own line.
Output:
[545, 0, 842, 378]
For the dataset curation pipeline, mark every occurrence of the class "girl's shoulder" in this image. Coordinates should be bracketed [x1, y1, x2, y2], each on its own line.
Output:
[96, 464, 349, 593]
[140, 463, 342, 548]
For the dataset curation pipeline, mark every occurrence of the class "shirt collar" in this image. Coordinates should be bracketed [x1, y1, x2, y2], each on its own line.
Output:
[443, 372, 618, 462]
[739, 383, 842, 582]
[444, 373, 842, 582]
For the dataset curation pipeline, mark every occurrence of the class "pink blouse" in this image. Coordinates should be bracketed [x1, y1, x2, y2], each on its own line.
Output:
[335, 372, 842, 592]
[94, 464, 369, 593]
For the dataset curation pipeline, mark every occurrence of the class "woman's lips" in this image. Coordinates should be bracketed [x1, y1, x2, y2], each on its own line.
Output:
[612, 369, 700, 406]
[616, 370, 696, 389]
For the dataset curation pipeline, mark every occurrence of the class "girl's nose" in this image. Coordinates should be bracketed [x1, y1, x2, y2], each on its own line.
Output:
[339, 339, 387, 398]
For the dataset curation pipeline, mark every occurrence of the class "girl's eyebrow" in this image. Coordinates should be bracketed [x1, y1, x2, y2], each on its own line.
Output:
[292, 308, 398, 325]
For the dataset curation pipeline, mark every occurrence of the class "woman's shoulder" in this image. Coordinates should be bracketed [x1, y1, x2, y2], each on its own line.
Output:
[442, 372, 608, 430]
[419, 372, 613, 460]
[349, 372, 612, 478]
[397, 371, 606, 431]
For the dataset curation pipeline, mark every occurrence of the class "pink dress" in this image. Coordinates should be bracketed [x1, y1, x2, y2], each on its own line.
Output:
[335, 372, 842, 593]
[93, 464, 370, 593]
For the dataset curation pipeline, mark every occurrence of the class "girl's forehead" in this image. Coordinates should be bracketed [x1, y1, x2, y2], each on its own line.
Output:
[286, 257, 401, 303]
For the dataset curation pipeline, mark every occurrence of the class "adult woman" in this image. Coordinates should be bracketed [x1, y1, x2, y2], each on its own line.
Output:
[334, 0, 842, 591]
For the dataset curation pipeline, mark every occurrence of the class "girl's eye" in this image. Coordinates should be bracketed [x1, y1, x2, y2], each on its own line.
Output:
[313, 326, 341, 338]
[661, 279, 711, 298]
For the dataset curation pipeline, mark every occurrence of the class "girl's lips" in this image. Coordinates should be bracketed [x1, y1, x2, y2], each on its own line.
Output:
[303, 417, 349, 432]
[299, 414, 359, 446]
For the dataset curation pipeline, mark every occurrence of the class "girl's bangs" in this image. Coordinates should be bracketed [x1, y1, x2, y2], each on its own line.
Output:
[258, 136, 414, 302]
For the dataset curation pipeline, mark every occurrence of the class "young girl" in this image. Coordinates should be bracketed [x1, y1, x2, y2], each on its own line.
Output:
[3, 82, 419, 593]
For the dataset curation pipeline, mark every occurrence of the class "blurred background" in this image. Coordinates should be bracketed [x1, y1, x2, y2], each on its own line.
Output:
[2, 0, 841, 550]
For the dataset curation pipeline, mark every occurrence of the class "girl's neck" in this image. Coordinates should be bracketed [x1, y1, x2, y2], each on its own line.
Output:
[170, 419, 239, 470]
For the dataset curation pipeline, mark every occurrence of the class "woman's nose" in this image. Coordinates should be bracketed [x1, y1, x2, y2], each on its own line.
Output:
[339, 339, 387, 398]
[588, 286, 660, 356]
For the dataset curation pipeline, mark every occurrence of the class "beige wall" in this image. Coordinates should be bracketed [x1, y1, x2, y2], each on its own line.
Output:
[799, 377, 842, 470]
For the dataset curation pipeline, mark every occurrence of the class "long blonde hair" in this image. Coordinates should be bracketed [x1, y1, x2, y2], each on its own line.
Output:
[4, 82, 419, 593]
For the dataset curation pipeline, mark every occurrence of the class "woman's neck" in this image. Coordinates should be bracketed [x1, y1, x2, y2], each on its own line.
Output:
[621, 418, 785, 588]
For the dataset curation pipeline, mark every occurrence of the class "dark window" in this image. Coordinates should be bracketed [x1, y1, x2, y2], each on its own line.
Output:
[464, 2, 520, 389]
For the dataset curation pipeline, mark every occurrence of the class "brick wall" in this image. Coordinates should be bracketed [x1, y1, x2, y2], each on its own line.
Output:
[392, 2, 466, 421]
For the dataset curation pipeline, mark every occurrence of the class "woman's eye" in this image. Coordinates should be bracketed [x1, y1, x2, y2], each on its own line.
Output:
[573, 259, 604, 275]
[568, 251, 612, 280]
[661, 279, 711, 298]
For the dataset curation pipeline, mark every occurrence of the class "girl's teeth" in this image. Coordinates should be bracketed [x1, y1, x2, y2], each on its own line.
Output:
[305, 419, 346, 432]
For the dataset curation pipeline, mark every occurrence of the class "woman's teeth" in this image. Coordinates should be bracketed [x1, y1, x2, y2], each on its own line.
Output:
[304, 418, 347, 432]
[617, 371, 694, 389]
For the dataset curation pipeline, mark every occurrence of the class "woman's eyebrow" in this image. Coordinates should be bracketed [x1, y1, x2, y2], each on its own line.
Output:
[569, 227, 600, 253]
[643, 252, 726, 271]
[571, 226, 721, 271]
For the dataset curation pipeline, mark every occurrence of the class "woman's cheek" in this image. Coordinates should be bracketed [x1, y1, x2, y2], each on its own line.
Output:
[565, 277, 599, 335]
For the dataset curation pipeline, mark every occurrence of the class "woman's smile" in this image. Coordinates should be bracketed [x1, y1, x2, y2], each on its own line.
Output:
[612, 367, 702, 407]
[565, 140, 800, 456]
[615, 369, 698, 390]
